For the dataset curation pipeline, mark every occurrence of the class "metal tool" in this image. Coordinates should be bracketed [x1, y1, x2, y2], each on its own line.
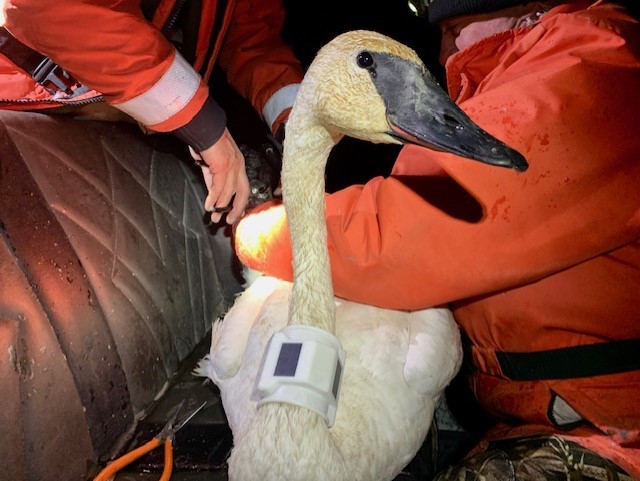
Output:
[92, 399, 207, 481]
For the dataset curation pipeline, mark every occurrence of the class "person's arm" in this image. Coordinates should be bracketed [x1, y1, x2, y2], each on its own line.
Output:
[235, 14, 640, 310]
[4, 0, 249, 223]
[217, 0, 304, 135]
[4, 0, 203, 132]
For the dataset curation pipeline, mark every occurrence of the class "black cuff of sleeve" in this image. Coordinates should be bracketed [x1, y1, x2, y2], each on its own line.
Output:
[171, 96, 227, 153]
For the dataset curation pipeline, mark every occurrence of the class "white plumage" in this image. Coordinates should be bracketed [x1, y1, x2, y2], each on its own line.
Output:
[196, 29, 526, 481]
[199, 276, 460, 480]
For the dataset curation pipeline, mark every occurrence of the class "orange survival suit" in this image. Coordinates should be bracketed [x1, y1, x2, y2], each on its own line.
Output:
[234, 1, 640, 475]
[0, 0, 304, 150]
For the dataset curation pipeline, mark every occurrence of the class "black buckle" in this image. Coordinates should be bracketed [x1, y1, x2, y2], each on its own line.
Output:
[32, 57, 78, 95]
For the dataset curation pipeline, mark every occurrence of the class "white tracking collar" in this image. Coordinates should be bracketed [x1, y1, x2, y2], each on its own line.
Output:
[254, 325, 346, 426]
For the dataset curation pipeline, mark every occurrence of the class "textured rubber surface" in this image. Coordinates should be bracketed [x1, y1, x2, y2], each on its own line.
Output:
[0, 110, 241, 481]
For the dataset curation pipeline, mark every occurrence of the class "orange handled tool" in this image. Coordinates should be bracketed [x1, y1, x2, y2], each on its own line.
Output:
[92, 399, 206, 481]
[93, 436, 174, 481]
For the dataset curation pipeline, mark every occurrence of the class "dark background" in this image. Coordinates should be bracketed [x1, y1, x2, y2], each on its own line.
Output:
[280, 1, 443, 75]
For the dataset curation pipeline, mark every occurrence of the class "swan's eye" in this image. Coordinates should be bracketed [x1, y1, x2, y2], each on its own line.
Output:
[357, 51, 377, 78]
[357, 51, 375, 69]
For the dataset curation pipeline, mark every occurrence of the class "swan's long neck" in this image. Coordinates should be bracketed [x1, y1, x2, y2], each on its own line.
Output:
[281, 100, 340, 333]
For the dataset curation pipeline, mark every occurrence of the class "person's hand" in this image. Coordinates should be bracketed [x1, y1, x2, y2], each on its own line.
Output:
[193, 128, 250, 224]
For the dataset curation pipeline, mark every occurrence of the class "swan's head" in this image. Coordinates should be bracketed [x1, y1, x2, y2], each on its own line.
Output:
[300, 30, 528, 172]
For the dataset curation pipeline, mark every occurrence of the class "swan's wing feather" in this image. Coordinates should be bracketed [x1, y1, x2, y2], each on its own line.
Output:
[337, 301, 409, 372]
[203, 276, 282, 381]
[403, 308, 463, 396]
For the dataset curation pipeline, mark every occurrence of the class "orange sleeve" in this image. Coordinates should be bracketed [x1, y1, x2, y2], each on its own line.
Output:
[4, 0, 174, 103]
[235, 11, 640, 310]
[216, 0, 304, 120]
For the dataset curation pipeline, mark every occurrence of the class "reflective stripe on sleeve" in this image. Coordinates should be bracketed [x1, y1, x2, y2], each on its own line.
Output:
[262, 83, 300, 132]
[114, 51, 201, 126]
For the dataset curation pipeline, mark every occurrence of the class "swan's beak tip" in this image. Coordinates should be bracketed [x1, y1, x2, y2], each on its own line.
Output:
[508, 150, 529, 172]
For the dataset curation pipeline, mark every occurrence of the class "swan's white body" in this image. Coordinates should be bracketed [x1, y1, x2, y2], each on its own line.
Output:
[196, 30, 475, 480]
[199, 276, 461, 480]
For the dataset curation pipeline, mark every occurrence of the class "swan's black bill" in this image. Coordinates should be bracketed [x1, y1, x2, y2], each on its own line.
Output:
[371, 52, 528, 172]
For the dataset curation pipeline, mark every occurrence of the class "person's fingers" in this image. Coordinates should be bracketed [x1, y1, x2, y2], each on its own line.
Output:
[207, 173, 230, 224]
[196, 129, 251, 224]
[226, 168, 250, 224]
[199, 166, 223, 223]
[205, 171, 231, 213]
[214, 161, 238, 209]
[204, 162, 230, 211]
[201, 132, 234, 210]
